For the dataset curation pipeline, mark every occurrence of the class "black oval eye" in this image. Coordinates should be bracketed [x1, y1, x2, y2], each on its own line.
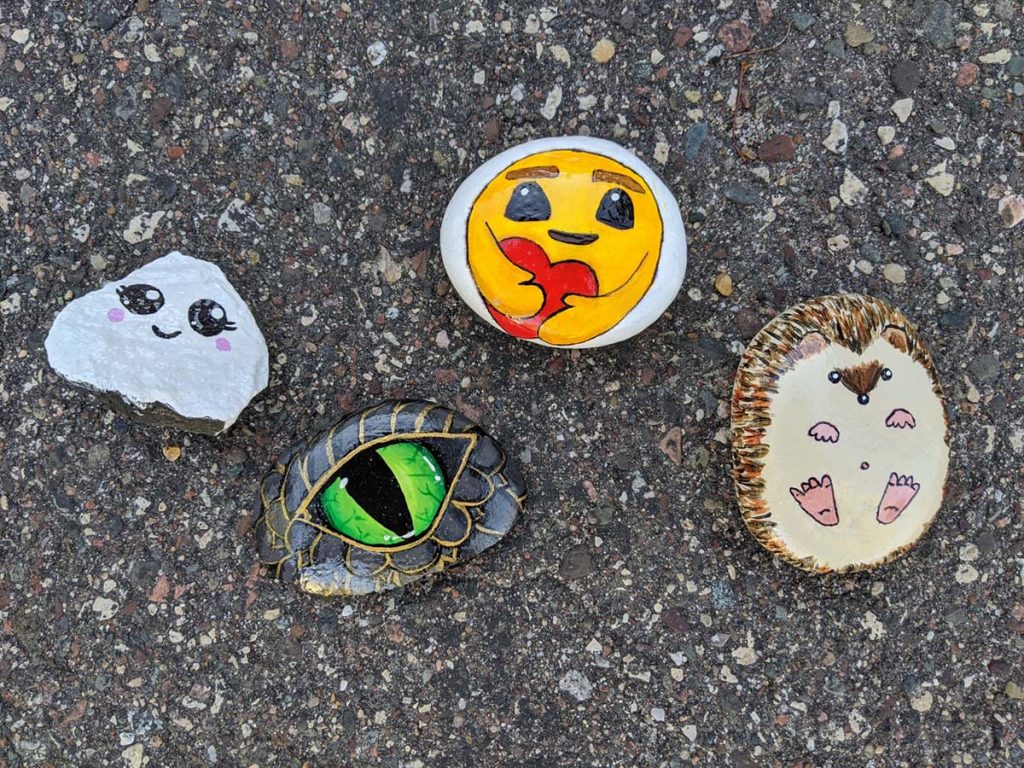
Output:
[188, 299, 236, 337]
[595, 188, 635, 230]
[504, 182, 551, 222]
[828, 370, 841, 383]
[117, 284, 164, 315]
[881, 368, 893, 381]
[858, 394, 870, 405]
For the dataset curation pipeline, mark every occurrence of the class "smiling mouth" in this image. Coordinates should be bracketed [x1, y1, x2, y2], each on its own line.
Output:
[548, 229, 599, 246]
[151, 325, 181, 339]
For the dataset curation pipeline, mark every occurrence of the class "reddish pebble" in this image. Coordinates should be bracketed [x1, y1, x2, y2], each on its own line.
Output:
[673, 25, 694, 48]
[956, 62, 979, 87]
[718, 20, 754, 53]
[167, 146, 185, 159]
[757, 134, 796, 162]
[280, 39, 300, 60]
[115, 59, 130, 73]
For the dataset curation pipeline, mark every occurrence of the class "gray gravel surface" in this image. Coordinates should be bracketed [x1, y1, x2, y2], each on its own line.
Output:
[1, 1, 1023, 766]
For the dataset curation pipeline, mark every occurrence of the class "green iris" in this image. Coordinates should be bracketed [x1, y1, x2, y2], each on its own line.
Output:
[320, 442, 447, 547]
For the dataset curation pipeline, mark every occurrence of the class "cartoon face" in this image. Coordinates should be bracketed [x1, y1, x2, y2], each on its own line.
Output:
[45, 251, 269, 430]
[441, 137, 687, 348]
[732, 295, 950, 573]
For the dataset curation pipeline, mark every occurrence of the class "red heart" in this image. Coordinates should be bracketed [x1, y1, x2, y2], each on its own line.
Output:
[486, 237, 598, 339]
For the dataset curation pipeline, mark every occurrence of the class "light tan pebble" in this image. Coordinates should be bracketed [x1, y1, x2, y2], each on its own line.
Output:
[714, 273, 733, 296]
[883, 263, 906, 284]
[891, 98, 914, 123]
[591, 38, 616, 63]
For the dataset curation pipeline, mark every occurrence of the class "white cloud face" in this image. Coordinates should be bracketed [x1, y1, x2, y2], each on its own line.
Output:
[45, 251, 269, 430]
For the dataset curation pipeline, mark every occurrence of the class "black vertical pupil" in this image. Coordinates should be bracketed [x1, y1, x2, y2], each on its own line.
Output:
[596, 188, 634, 230]
[504, 182, 551, 222]
[117, 284, 164, 315]
[188, 299, 233, 336]
[332, 449, 414, 537]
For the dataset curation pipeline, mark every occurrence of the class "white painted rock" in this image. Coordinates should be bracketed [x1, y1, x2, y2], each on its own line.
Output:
[440, 136, 687, 348]
[45, 251, 269, 434]
[731, 294, 950, 573]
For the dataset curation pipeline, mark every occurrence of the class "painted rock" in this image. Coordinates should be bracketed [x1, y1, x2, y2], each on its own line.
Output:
[731, 294, 950, 572]
[440, 136, 687, 348]
[45, 251, 269, 435]
[255, 400, 526, 596]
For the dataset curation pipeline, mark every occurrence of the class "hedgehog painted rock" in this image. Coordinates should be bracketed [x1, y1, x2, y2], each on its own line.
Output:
[255, 400, 526, 596]
[732, 294, 950, 573]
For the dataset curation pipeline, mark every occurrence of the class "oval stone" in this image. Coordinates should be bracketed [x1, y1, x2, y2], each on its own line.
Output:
[731, 294, 950, 572]
[254, 400, 527, 596]
[440, 136, 687, 348]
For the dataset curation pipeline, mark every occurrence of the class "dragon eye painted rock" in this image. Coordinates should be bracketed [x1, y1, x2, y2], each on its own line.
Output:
[255, 400, 527, 596]
[440, 136, 687, 348]
[731, 294, 950, 573]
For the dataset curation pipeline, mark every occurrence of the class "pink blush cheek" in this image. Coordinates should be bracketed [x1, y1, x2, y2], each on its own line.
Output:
[215, 338, 231, 352]
[107, 308, 125, 322]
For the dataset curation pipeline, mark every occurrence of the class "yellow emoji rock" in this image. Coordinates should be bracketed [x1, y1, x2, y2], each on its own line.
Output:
[441, 137, 687, 348]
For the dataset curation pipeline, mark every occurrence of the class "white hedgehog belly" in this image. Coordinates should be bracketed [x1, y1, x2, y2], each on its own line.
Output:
[760, 358, 949, 571]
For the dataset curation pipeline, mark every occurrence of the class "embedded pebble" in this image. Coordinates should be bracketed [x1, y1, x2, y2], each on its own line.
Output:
[822, 120, 849, 154]
[877, 125, 896, 145]
[998, 194, 1024, 228]
[926, 161, 955, 196]
[891, 98, 915, 123]
[591, 38, 616, 63]
[883, 263, 907, 284]
[558, 670, 593, 702]
[840, 169, 868, 206]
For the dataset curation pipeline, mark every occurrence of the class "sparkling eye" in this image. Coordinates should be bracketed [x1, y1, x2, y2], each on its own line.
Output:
[504, 182, 551, 222]
[828, 370, 841, 383]
[596, 187, 634, 230]
[187, 299, 236, 337]
[881, 368, 893, 381]
[319, 442, 446, 546]
[117, 284, 164, 315]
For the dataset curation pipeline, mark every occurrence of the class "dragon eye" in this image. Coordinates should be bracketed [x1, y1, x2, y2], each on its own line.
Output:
[828, 370, 841, 383]
[117, 284, 164, 315]
[504, 182, 551, 222]
[319, 442, 446, 546]
[881, 367, 893, 380]
[595, 188, 635, 230]
[188, 299, 236, 336]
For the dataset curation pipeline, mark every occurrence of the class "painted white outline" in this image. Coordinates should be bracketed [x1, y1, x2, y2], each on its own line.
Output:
[440, 136, 687, 348]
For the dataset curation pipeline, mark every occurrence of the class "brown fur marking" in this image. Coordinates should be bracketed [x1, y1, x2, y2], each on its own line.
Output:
[839, 360, 883, 397]
[730, 293, 949, 575]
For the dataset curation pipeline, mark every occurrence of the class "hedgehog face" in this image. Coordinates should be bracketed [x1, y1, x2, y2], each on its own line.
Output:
[732, 294, 950, 574]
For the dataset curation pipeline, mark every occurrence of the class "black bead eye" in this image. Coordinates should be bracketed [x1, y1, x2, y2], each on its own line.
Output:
[117, 284, 164, 315]
[504, 182, 551, 222]
[595, 188, 634, 230]
[858, 394, 870, 405]
[188, 299, 236, 337]
[828, 370, 841, 383]
[881, 368, 893, 381]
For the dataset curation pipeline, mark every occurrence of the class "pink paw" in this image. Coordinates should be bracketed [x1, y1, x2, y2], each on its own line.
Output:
[789, 475, 840, 527]
[808, 421, 840, 443]
[885, 408, 916, 429]
[876, 473, 920, 524]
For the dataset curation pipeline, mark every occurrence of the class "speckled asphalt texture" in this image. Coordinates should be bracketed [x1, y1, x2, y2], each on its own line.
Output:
[1, 2, 1022, 766]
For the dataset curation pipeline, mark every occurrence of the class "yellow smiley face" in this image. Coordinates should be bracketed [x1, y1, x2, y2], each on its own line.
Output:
[464, 148, 666, 346]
